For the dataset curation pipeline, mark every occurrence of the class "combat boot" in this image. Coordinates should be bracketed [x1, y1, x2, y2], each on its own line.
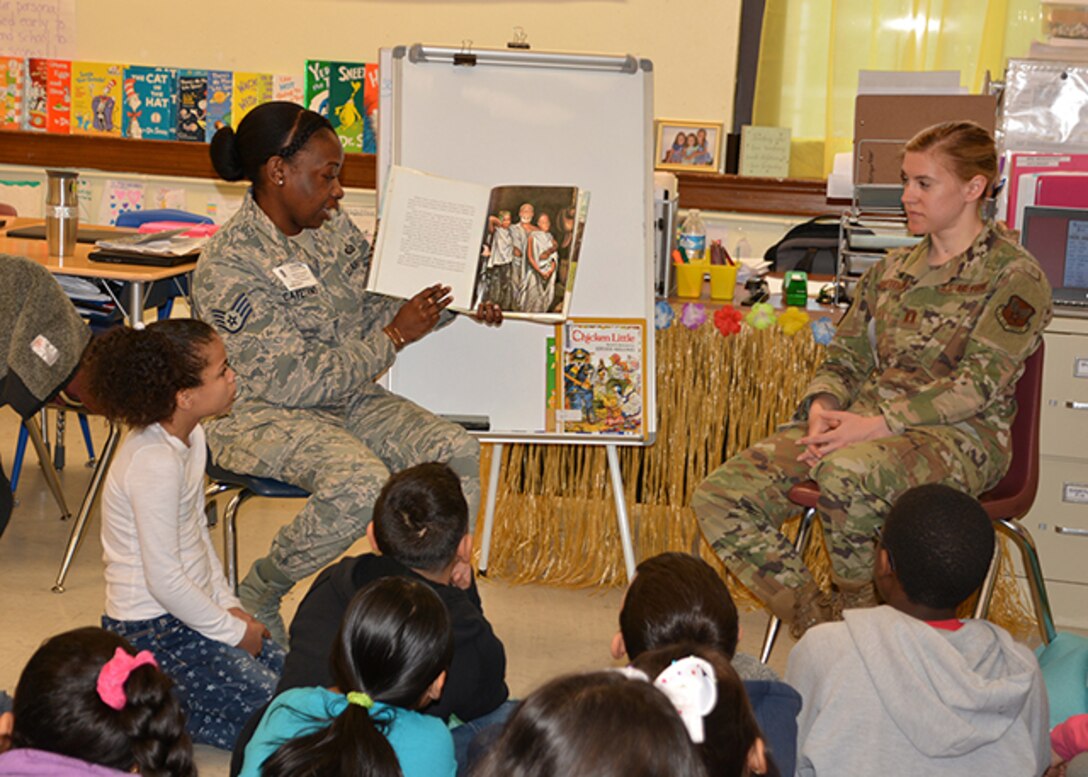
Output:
[788, 581, 836, 640]
[237, 557, 293, 646]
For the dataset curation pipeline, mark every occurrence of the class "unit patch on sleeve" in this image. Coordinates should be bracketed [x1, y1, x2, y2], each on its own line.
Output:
[996, 294, 1036, 334]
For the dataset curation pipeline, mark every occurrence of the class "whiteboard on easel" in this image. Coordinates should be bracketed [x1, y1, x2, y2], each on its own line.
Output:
[379, 44, 656, 444]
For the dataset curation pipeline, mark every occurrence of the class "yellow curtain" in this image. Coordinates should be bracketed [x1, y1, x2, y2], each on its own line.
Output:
[754, 0, 1043, 178]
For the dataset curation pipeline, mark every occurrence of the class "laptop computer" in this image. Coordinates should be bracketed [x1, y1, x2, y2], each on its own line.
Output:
[1020, 205, 1088, 308]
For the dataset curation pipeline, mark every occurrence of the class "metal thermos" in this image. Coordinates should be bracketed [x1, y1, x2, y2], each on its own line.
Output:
[45, 169, 79, 257]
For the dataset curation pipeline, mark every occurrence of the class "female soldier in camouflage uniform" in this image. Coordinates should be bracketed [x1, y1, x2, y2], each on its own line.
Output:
[193, 102, 500, 643]
[693, 121, 1052, 637]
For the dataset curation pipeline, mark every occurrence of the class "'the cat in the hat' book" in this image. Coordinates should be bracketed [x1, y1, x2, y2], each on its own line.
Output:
[122, 65, 177, 140]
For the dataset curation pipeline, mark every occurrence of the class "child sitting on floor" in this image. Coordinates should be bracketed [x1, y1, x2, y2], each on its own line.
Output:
[86, 319, 283, 749]
[613, 552, 801, 776]
[240, 577, 456, 777]
[786, 483, 1050, 775]
[0, 626, 195, 776]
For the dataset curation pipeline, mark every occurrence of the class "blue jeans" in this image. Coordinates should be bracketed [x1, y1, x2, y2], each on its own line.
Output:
[102, 613, 285, 750]
[454, 699, 518, 775]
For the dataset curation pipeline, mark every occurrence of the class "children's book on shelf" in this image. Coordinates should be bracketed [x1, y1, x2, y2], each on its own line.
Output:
[177, 69, 208, 142]
[72, 61, 123, 136]
[122, 65, 178, 140]
[556, 319, 646, 438]
[363, 63, 378, 154]
[329, 61, 368, 153]
[206, 70, 232, 137]
[0, 56, 25, 130]
[370, 165, 591, 322]
[232, 71, 271, 129]
[273, 73, 303, 105]
[26, 58, 69, 133]
[304, 59, 330, 117]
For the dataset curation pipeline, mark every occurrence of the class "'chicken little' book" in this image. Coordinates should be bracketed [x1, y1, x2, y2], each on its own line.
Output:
[206, 70, 232, 139]
[177, 69, 208, 142]
[72, 61, 123, 136]
[231, 71, 271, 129]
[122, 65, 178, 140]
[0, 57, 25, 131]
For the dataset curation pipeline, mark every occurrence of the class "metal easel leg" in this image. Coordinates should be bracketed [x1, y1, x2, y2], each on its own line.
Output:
[606, 444, 637, 584]
[477, 443, 503, 576]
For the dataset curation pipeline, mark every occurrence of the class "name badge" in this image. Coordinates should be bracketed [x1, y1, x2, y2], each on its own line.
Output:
[272, 262, 319, 291]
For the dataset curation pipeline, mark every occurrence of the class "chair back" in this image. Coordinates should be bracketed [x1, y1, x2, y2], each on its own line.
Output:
[0, 203, 17, 216]
[977, 344, 1044, 519]
[115, 208, 213, 228]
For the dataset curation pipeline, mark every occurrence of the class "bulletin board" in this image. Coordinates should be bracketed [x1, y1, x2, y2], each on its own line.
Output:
[381, 44, 656, 443]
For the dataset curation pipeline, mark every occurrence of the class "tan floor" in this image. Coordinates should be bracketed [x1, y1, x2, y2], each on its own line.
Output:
[0, 407, 794, 775]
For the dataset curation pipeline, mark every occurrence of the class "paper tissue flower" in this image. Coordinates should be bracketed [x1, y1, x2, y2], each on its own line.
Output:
[654, 300, 675, 330]
[713, 305, 743, 336]
[744, 302, 776, 330]
[811, 316, 836, 345]
[680, 303, 707, 330]
[778, 307, 810, 336]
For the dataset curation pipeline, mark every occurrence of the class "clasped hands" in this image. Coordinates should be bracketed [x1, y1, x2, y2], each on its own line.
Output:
[390, 284, 503, 346]
[797, 394, 892, 467]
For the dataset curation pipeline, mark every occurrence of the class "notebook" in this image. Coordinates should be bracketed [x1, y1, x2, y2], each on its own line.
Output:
[1020, 205, 1088, 308]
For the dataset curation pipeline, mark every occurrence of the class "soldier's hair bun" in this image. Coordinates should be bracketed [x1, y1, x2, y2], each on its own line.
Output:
[210, 126, 245, 182]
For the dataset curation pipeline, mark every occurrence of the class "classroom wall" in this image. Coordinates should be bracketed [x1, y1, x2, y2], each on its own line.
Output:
[72, 0, 741, 128]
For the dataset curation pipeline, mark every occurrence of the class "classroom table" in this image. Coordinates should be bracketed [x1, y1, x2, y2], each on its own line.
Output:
[0, 217, 197, 328]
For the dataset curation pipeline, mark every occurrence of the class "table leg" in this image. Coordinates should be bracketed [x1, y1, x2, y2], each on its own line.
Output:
[127, 281, 145, 329]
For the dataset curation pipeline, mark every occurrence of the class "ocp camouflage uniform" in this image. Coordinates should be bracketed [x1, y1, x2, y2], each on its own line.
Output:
[192, 194, 480, 589]
[692, 221, 1052, 620]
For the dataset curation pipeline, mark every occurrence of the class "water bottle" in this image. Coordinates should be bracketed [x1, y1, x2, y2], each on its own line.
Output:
[45, 169, 79, 257]
[678, 209, 707, 262]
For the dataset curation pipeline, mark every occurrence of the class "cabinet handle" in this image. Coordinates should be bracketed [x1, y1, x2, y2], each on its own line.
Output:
[1056, 526, 1088, 537]
[1065, 401, 1088, 411]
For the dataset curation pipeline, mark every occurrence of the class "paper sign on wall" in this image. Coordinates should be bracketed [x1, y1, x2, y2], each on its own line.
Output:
[0, 179, 43, 217]
[0, 0, 76, 58]
[97, 180, 145, 225]
[739, 125, 791, 178]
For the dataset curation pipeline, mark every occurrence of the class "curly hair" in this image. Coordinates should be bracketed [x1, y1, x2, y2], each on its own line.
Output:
[84, 319, 217, 427]
[12, 627, 195, 777]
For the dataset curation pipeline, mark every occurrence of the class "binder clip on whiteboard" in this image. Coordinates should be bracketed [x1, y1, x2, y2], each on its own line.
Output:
[453, 40, 476, 67]
[508, 27, 530, 50]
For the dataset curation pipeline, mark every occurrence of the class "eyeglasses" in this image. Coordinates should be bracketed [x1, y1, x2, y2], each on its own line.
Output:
[872, 525, 896, 572]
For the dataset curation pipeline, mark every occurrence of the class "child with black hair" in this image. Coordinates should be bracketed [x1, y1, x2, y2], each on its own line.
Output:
[612, 552, 800, 775]
[631, 643, 778, 777]
[274, 462, 509, 758]
[469, 670, 708, 777]
[0, 626, 195, 776]
[239, 577, 456, 777]
[786, 483, 1050, 775]
[86, 320, 283, 749]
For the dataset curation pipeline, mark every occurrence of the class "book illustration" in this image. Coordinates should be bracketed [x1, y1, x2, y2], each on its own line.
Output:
[330, 61, 368, 152]
[273, 73, 304, 105]
[363, 63, 378, 154]
[72, 61, 122, 135]
[206, 70, 232, 137]
[1, 57, 25, 131]
[545, 336, 557, 433]
[122, 66, 178, 140]
[370, 166, 589, 323]
[45, 59, 71, 134]
[304, 59, 330, 116]
[232, 71, 271, 129]
[557, 320, 645, 437]
[177, 69, 208, 142]
[24, 58, 48, 130]
[473, 184, 589, 318]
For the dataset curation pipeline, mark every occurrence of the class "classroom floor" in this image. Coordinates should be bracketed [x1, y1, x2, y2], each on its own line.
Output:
[0, 407, 795, 775]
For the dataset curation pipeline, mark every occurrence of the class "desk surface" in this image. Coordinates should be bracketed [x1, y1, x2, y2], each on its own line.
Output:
[0, 218, 197, 282]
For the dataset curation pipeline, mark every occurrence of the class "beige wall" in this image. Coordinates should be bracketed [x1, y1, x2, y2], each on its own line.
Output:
[73, 0, 741, 130]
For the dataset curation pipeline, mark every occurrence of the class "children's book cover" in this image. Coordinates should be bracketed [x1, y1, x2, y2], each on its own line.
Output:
[363, 62, 378, 153]
[206, 70, 232, 138]
[24, 58, 49, 131]
[123, 66, 178, 140]
[177, 69, 208, 142]
[231, 71, 271, 129]
[556, 319, 645, 437]
[0, 57, 25, 131]
[71, 61, 122, 136]
[304, 59, 330, 117]
[329, 61, 367, 153]
[44, 59, 71, 134]
[273, 73, 303, 105]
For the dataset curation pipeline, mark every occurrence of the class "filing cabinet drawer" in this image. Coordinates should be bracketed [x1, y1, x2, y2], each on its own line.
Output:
[1023, 455, 1088, 584]
[1040, 331, 1088, 459]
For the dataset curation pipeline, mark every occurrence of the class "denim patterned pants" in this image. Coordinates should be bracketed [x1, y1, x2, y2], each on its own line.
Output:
[103, 613, 285, 750]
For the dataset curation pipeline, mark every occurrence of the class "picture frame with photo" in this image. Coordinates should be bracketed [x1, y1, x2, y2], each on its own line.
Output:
[654, 120, 723, 172]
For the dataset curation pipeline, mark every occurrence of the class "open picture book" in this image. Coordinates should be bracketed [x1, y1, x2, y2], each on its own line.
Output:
[369, 165, 591, 322]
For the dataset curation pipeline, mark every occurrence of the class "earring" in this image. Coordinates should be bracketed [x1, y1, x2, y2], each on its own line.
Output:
[277, 178, 285, 186]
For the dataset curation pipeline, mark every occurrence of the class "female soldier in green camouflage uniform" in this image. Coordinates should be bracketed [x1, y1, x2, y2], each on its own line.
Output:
[693, 121, 1052, 637]
[193, 102, 500, 643]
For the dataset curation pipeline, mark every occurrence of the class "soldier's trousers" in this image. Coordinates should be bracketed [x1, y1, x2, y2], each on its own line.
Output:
[207, 387, 480, 581]
[691, 422, 1004, 618]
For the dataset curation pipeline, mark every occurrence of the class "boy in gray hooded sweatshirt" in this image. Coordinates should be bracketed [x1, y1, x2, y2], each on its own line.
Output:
[786, 484, 1050, 776]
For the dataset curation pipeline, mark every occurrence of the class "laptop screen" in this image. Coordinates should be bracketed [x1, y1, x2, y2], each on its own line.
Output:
[1021, 205, 1088, 291]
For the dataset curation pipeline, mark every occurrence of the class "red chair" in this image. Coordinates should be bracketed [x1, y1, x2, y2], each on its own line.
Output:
[759, 346, 1053, 662]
